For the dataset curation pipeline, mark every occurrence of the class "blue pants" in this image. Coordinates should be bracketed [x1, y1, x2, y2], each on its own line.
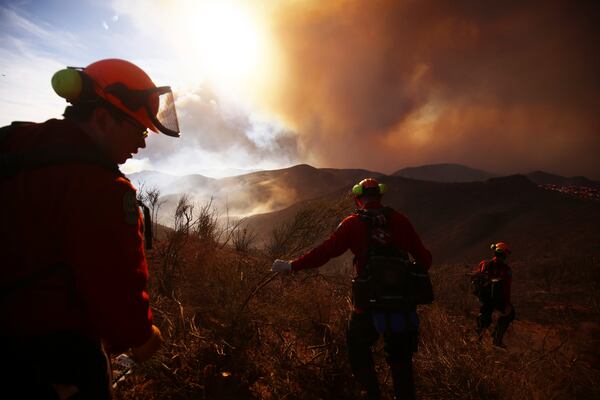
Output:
[347, 310, 418, 399]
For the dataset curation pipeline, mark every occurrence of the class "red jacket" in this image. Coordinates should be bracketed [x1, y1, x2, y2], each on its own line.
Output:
[291, 205, 432, 274]
[478, 257, 512, 304]
[0, 119, 152, 352]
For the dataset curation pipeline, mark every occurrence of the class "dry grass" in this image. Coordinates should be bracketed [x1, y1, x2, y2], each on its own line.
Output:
[113, 201, 600, 399]
[417, 262, 600, 400]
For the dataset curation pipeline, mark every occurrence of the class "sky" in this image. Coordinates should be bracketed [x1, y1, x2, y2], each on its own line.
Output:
[1, 0, 599, 179]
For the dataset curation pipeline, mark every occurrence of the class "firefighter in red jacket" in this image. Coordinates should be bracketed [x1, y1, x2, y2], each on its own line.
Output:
[272, 178, 432, 400]
[475, 242, 515, 348]
[0, 59, 180, 398]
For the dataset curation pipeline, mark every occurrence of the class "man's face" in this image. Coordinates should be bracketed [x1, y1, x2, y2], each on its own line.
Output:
[93, 108, 148, 164]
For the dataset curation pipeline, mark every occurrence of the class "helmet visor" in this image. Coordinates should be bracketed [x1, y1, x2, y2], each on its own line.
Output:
[104, 83, 180, 137]
[148, 87, 180, 137]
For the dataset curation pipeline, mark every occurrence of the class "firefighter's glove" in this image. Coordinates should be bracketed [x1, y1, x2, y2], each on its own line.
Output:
[272, 259, 292, 273]
[131, 325, 163, 363]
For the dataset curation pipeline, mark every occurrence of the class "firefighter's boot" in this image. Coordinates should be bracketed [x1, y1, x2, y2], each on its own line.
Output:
[493, 307, 515, 348]
[390, 361, 415, 400]
[493, 321, 508, 347]
[354, 366, 380, 400]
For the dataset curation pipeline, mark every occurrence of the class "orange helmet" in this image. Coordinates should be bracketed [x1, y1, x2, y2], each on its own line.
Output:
[51, 59, 180, 137]
[491, 242, 511, 256]
[352, 178, 388, 197]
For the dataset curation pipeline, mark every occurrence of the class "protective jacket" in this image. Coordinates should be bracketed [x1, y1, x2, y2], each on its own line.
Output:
[0, 118, 153, 352]
[291, 204, 432, 274]
[477, 256, 512, 304]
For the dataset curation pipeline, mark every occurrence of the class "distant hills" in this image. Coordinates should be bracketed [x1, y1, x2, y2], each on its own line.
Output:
[526, 171, 600, 190]
[392, 163, 600, 189]
[128, 163, 599, 216]
[393, 163, 496, 182]
[128, 164, 384, 221]
[128, 163, 600, 264]
[245, 173, 600, 264]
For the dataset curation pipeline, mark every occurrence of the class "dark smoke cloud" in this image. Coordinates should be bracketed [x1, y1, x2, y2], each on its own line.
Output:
[266, 0, 600, 178]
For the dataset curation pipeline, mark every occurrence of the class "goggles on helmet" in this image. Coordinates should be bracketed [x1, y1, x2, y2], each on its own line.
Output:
[117, 111, 149, 139]
[104, 83, 180, 137]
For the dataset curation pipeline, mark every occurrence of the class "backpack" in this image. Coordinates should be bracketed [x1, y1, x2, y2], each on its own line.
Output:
[351, 207, 434, 311]
[471, 260, 505, 302]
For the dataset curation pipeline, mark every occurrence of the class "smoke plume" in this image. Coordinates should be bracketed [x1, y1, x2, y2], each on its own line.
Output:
[263, 0, 600, 178]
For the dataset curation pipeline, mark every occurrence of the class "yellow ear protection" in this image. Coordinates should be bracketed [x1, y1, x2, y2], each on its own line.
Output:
[352, 183, 388, 196]
[51, 67, 143, 126]
[51, 67, 149, 108]
[51, 67, 95, 103]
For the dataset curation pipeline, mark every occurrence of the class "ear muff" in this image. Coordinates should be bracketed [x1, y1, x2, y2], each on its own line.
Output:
[352, 184, 363, 196]
[352, 182, 387, 196]
[51, 67, 94, 103]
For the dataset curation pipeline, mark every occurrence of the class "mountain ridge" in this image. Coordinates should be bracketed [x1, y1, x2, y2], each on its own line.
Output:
[245, 172, 600, 265]
[126, 163, 600, 237]
[393, 163, 495, 182]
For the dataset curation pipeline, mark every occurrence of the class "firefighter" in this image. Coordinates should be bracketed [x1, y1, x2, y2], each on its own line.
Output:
[272, 178, 432, 400]
[0, 59, 180, 398]
[474, 242, 515, 348]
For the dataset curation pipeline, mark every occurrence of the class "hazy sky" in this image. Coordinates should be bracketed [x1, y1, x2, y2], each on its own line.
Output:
[1, 0, 599, 179]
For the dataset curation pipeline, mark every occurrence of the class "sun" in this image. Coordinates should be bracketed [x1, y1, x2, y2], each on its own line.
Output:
[173, 0, 272, 94]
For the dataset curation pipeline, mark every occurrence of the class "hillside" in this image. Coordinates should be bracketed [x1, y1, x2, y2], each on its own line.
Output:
[112, 166, 600, 400]
[527, 170, 600, 189]
[214, 164, 383, 215]
[129, 164, 600, 266]
[113, 181, 600, 400]
[246, 174, 600, 265]
[129, 164, 600, 228]
[391, 163, 600, 189]
[393, 163, 495, 182]
[130, 164, 384, 223]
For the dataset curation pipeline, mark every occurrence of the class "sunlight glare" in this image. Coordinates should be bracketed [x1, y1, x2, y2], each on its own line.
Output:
[175, 1, 270, 94]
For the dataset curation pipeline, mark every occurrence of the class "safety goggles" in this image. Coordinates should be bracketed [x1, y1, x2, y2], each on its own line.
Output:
[121, 113, 149, 139]
[105, 83, 180, 137]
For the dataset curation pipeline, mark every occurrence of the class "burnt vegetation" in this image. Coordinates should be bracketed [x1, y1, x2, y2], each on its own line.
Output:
[113, 189, 600, 400]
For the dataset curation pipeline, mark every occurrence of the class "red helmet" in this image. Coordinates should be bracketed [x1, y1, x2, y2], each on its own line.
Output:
[51, 59, 180, 137]
[491, 242, 511, 256]
[352, 178, 388, 197]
